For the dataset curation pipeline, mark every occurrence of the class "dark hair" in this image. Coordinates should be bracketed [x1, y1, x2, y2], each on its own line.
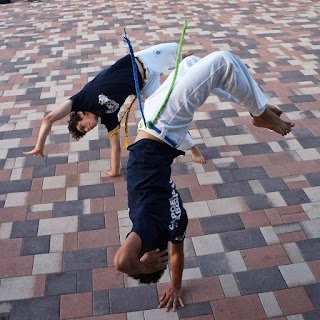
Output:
[130, 268, 166, 284]
[68, 111, 86, 140]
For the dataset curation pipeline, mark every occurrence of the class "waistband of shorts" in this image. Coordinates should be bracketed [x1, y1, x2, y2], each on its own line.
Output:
[135, 56, 147, 89]
[128, 138, 185, 157]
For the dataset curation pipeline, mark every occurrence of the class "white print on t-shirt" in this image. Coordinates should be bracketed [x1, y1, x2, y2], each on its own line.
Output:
[98, 93, 119, 113]
[168, 180, 182, 231]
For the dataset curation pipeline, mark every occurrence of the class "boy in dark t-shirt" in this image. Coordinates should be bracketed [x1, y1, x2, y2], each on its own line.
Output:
[24, 43, 205, 176]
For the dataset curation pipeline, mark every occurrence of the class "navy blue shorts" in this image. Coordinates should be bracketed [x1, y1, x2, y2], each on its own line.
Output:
[127, 139, 188, 252]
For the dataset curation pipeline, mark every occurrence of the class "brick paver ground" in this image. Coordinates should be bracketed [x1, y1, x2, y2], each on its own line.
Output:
[0, 0, 320, 319]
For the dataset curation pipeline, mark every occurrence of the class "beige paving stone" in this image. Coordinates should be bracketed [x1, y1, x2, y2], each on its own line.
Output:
[184, 201, 211, 218]
[38, 216, 78, 235]
[196, 171, 223, 185]
[207, 197, 248, 215]
[219, 273, 241, 298]
[279, 262, 317, 287]
[0, 276, 36, 301]
[42, 175, 66, 190]
[225, 134, 256, 145]
[260, 226, 280, 245]
[192, 234, 224, 256]
[50, 234, 64, 253]
[0, 223, 12, 240]
[5, 192, 27, 207]
[303, 186, 320, 202]
[32, 253, 62, 275]
[29, 203, 53, 213]
[79, 171, 101, 186]
[302, 201, 320, 219]
[181, 267, 202, 280]
[259, 291, 283, 318]
[144, 308, 179, 320]
[283, 243, 305, 263]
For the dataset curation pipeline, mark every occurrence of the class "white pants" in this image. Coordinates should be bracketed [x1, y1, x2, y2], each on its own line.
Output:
[141, 51, 269, 150]
[135, 43, 178, 99]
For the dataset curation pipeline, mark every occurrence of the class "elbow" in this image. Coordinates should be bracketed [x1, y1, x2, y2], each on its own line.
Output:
[114, 251, 130, 274]
[43, 114, 55, 125]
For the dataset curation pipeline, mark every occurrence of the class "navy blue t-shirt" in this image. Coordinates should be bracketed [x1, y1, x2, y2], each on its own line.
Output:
[126, 139, 188, 253]
[70, 54, 143, 132]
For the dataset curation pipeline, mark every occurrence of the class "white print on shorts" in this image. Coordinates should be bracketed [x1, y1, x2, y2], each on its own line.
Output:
[168, 180, 182, 231]
[98, 93, 119, 113]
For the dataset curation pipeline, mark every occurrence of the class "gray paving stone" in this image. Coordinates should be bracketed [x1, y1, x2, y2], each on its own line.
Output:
[260, 177, 288, 192]
[77, 270, 93, 292]
[234, 267, 287, 295]
[78, 183, 115, 200]
[93, 290, 110, 316]
[199, 147, 221, 161]
[305, 172, 320, 187]
[47, 134, 69, 144]
[33, 165, 56, 178]
[198, 251, 246, 277]
[63, 248, 107, 271]
[298, 137, 320, 149]
[303, 310, 320, 320]
[245, 193, 273, 210]
[220, 228, 267, 251]
[177, 301, 212, 318]
[200, 213, 244, 235]
[109, 285, 158, 313]
[304, 283, 320, 309]
[89, 139, 109, 150]
[177, 188, 193, 203]
[0, 180, 31, 195]
[239, 142, 273, 156]
[45, 271, 77, 295]
[21, 235, 50, 256]
[78, 149, 101, 162]
[46, 155, 68, 165]
[79, 213, 105, 231]
[214, 181, 253, 198]
[10, 296, 60, 320]
[208, 125, 247, 137]
[4, 129, 32, 139]
[11, 220, 39, 238]
[280, 189, 310, 205]
[184, 256, 199, 269]
[297, 238, 320, 261]
[231, 166, 269, 181]
[171, 163, 190, 176]
[53, 200, 84, 217]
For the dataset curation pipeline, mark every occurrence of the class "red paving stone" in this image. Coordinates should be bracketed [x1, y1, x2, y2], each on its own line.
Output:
[211, 295, 266, 320]
[188, 277, 224, 302]
[60, 292, 93, 319]
[92, 267, 124, 291]
[274, 287, 315, 316]
[241, 244, 291, 270]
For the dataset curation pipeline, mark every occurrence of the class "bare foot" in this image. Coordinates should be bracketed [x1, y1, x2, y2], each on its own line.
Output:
[191, 145, 206, 164]
[268, 105, 283, 117]
[252, 105, 294, 135]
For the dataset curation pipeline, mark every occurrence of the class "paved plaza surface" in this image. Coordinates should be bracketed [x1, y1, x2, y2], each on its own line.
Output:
[0, 0, 320, 319]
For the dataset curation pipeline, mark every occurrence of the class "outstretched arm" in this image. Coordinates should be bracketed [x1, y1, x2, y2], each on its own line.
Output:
[24, 99, 73, 158]
[105, 128, 121, 177]
[158, 242, 185, 312]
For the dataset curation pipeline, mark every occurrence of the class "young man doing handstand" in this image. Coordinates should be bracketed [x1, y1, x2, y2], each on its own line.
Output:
[113, 51, 294, 311]
[24, 43, 205, 176]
